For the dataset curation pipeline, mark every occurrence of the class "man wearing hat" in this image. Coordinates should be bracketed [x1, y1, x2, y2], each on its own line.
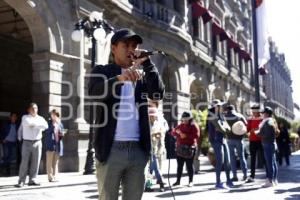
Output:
[224, 104, 248, 182]
[89, 28, 165, 200]
[255, 107, 279, 187]
[246, 104, 264, 183]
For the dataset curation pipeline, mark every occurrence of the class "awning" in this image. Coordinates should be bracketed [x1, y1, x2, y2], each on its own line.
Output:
[191, 1, 212, 24]
[239, 48, 252, 61]
[259, 65, 268, 75]
[212, 22, 228, 41]
[227, 36, 240, 50]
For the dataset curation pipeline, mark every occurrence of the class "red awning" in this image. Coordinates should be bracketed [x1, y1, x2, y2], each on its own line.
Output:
[191, 1, 206, 18]
[259, 65, 268, 75]
[202, 10, 213, 24]
[212, 22, 228, 41]
[227, 37, 240, 50]
[239, 48, 252, 61]
[191, 1, 212, 24]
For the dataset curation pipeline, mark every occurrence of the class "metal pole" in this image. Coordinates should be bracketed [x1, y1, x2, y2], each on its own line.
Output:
[251, 0, 260, 103]
[83, 36, 97, 175]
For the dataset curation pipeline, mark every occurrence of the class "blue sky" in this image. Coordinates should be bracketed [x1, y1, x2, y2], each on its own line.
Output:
[267, 0, 300, 119]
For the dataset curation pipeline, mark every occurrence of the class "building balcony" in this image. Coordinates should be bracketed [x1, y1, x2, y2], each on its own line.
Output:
[124, 0, 186, 35]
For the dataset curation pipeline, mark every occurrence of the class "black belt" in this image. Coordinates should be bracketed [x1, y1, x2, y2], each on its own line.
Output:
[113, 141, 140, 150]
[23, 139, 41, 142]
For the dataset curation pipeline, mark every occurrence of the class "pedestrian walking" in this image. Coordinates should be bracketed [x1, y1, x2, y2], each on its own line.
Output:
[207, 99, 233, 189]
[224, 105, 248, 182]
[172, 111, 200, 187]
[16, 103, 48, 187]
[45, 109, 64, 182]
[89, 28, 165, 200]
[255, 106, 279, 187]
[276, 122, 291, 166]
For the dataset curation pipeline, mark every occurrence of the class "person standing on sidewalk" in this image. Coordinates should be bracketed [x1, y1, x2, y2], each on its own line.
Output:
[207, 99, 233, 189]
[147, 107, 165, 192]
[0, 112, 19, 175]
[172, 111, 200, 187]
[16, 103, 48, 187]
[255, 107, 279, 187]
[89, 28, 165, 200]
[225, 105, 248, 182]
[45, 109, 64, 182]
[246, 104, 264, 183]
[276, 122, 291, 166]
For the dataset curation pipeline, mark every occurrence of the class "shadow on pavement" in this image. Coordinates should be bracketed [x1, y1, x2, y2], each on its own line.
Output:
[82, 189, 98, 193]
[87, 195, 98, 199]
[285, 194, 300, 200]
[275, 186, 300, 194]
[155, 190, 209, 198]
[0, 181, 96, 192]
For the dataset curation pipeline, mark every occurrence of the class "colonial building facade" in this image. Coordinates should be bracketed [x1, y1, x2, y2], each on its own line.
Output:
[0, 0, 293, 172]
[263, 39, 294, 121]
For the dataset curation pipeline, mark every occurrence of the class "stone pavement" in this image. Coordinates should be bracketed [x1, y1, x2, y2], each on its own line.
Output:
[0, 151, 300, 200]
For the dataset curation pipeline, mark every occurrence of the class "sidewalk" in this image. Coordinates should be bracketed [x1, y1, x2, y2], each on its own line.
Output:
[0, 152, 300, 200]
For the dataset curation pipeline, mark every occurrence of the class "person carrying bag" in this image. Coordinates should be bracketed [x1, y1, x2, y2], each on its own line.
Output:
[171, 111, 200, 187]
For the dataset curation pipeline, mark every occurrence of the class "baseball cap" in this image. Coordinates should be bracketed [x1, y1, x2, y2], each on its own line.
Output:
[262, 106, 273, 115]
[181, 111, 192, 120]
[111, 28, 143, 45]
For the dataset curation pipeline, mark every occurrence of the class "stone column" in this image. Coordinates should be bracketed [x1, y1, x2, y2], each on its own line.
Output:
[208, 83, 216, 102]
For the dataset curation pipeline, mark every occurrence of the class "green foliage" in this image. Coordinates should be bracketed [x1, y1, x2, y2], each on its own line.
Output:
[291, 121, 300, 133]
[191, 109, 210, 150]
[274, 116, 291, 129]
[290, 132, 299, 140]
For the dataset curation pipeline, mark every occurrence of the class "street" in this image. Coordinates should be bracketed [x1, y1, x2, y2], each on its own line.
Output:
[0, 151, 299, 200]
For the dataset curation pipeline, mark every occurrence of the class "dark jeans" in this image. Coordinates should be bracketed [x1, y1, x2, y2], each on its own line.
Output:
[249, 141, 265, 179]
[2, 142, 17, 166]
[277, 142, 290, 166]
[176, 155, 195, 183]
[262, 142, 278, 182]
[211, 141, 231, 184]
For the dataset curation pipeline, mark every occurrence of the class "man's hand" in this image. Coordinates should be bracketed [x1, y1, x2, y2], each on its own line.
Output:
[117, 67, 143, 82]
[131, 49, 150, 68]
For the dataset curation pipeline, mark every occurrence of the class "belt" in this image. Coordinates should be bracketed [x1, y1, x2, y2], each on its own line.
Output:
[23, 139, 41, 142]
[113, 141, 140, 150]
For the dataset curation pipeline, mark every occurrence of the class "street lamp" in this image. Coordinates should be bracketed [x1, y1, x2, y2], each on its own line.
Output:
[72, 11, 113, 175]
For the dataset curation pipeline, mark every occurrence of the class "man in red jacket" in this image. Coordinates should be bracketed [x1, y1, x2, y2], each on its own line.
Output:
[246, 104, 264, 183]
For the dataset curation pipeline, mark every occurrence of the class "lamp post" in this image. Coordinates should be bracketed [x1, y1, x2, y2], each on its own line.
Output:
[72, 11, 113, 175]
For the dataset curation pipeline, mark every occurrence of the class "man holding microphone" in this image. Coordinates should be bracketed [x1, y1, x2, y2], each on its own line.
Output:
[89, 28, 165, 200]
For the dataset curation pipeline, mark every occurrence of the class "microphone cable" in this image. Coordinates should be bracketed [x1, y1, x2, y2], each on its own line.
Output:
[160, 52, 176, 200]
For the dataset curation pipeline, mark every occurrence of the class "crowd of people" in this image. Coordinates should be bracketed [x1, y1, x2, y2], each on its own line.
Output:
[143, 99, 293, 191]
[0, 28, 298, 200]
[0, 103, 64, 187]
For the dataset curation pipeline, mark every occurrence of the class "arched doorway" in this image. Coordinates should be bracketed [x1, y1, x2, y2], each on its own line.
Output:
[0, 0, 33, 121]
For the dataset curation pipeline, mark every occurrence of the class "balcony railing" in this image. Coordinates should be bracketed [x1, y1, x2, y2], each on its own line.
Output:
[126, 0, 185, 31]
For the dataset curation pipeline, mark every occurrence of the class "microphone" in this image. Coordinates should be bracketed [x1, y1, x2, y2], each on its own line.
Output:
[136, 50, 164, 58]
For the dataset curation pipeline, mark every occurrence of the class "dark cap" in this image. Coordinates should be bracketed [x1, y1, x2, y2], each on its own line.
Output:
[111, 28, 143, 45]
[262, 106, 273, 115]
[226, 104, 235, 111]
[181, 111, 192, 120]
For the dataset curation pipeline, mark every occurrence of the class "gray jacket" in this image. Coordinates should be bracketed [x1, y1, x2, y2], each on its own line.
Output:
[257, 118, 276, 143]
